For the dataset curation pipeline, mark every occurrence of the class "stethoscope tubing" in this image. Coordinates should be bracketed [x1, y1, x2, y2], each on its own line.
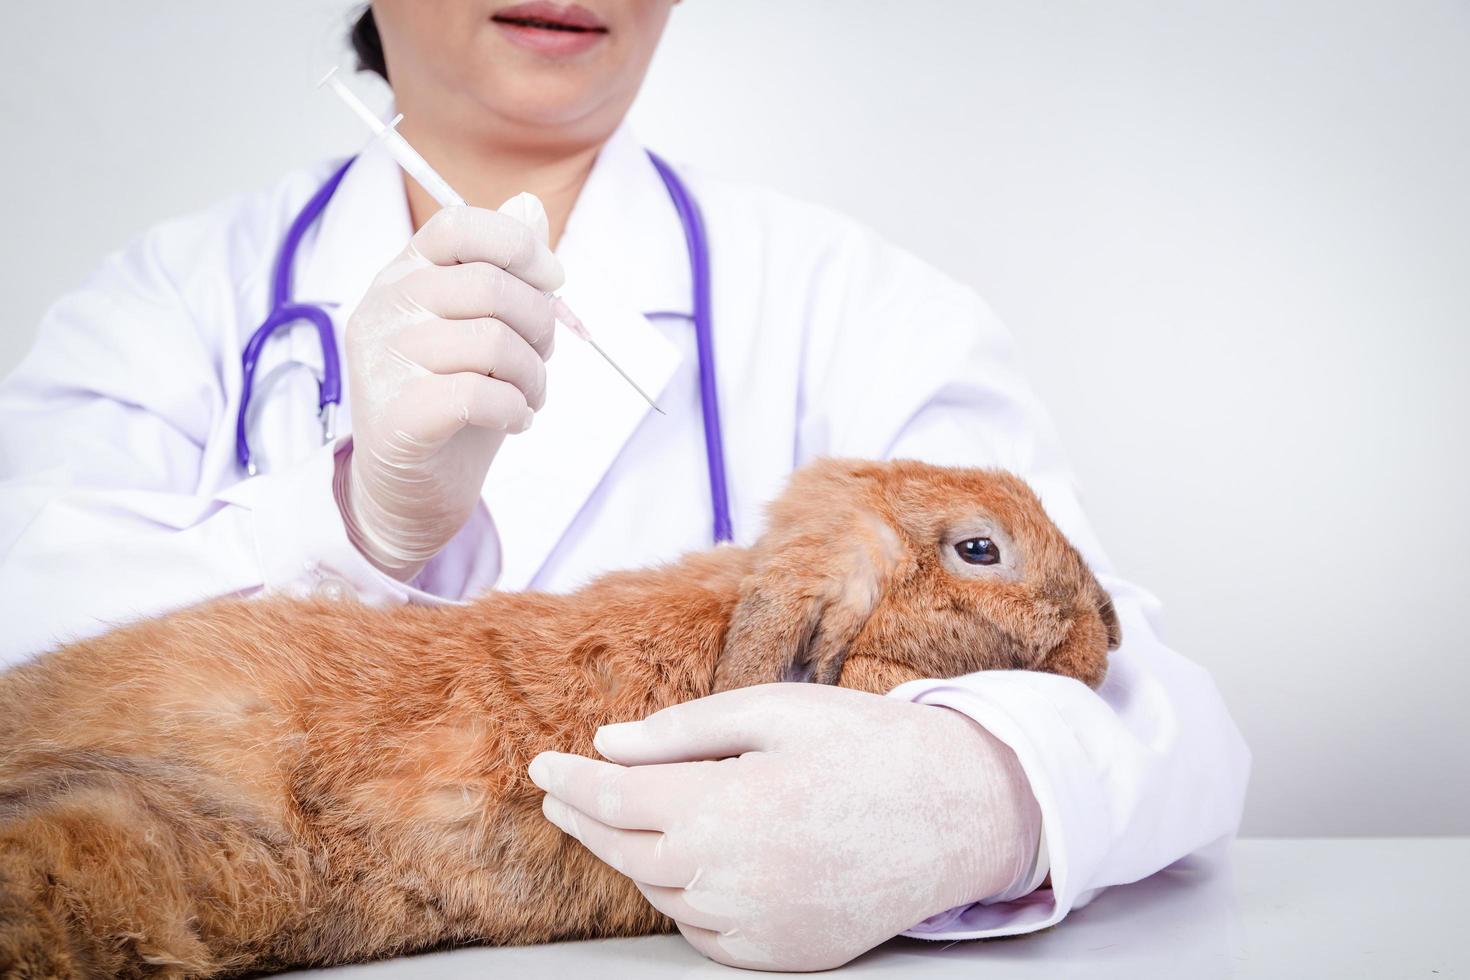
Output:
[647, 152, 732, 544]
[235, 156, 354, 474]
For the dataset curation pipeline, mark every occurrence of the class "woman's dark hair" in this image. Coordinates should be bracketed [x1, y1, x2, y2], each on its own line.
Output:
[350, 6, 389, 82]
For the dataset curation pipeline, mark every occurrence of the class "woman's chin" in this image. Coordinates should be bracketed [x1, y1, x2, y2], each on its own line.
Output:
[468, 75, 625, 133]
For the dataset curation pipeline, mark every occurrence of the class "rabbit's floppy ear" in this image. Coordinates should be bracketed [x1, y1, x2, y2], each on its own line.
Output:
[713, 508, 901, 693]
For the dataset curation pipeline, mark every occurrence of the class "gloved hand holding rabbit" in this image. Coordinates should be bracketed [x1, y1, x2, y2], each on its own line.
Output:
[0, 458, 1118, 978]
[535, 684, 1051, 971]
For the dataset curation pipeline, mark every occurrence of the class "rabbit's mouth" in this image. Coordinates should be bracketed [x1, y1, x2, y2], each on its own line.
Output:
[1027, 606, 1116, 689]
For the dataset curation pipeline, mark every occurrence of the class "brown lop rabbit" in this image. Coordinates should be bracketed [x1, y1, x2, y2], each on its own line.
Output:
[0, 458, 1119, 978]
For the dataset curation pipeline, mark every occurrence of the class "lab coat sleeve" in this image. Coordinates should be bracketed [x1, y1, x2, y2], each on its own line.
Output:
[798, 230, 1251, 939]
[0, 232, 475, 666]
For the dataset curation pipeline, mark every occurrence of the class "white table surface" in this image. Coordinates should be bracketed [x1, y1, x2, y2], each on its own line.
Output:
[284, 838, 1466, 979]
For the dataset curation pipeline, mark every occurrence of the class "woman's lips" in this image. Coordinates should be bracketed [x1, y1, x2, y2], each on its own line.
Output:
[491, 2, 609, 57]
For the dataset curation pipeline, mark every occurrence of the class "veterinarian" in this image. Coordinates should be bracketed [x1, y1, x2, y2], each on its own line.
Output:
[0, 1, 1249, 971]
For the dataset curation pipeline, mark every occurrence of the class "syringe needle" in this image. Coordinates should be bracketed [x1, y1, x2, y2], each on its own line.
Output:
[583, 335, 666, 415]
[546, 294, 663, 414]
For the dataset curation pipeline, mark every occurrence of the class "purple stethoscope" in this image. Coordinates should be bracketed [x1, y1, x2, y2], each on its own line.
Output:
[235, 151, 733, 545]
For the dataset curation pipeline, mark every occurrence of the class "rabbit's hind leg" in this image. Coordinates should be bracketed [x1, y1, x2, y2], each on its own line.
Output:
[0, 754, 319, 979]
[0, 853, 87, 980]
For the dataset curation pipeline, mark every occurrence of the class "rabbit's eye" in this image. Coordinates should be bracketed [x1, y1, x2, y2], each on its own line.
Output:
[955, 538, 1000, 566]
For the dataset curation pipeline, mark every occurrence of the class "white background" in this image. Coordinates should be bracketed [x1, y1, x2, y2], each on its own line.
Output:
[1, 2, 1466, 836]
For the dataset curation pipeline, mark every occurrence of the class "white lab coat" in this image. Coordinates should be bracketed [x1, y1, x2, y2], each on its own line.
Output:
[0, 123, 1249, 941]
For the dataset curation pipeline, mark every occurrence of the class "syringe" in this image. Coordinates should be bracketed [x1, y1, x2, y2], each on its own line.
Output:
[319, 67, 665, 415]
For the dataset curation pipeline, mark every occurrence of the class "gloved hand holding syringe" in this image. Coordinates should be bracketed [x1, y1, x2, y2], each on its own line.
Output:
[323, 67, 663, 581]
[321, 67, 663, 414]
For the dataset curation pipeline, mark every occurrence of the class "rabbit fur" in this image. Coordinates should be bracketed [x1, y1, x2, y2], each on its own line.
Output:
[0, 458, 1119, 978]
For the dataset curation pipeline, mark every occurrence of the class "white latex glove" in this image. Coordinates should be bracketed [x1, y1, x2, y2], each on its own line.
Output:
[528, 683, 1044, 971]
[339, 194, 563, 579]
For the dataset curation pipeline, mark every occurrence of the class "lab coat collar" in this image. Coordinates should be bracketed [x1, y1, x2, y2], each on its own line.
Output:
[295, 141, 413, 351]
[296, 122, 687, 592]
[557, 122, 694, 319]
[296, 121, 694, 331]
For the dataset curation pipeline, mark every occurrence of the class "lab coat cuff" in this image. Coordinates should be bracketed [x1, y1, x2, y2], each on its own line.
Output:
[988, 815, 1051, 904]
[242, 437, 459, 606]
[887, 671, 1111, 940]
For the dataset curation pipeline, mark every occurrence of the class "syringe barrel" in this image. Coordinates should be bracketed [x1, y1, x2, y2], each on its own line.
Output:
[382, 132, 466, 209]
